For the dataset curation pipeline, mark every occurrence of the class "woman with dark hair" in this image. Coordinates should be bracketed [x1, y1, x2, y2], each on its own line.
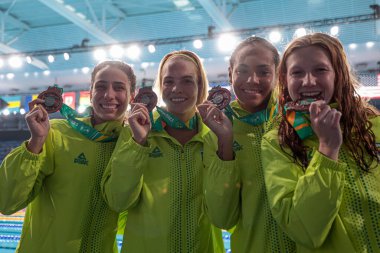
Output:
[0, 60, 136, 253]
[262, 33, 380, 252]
[199, 36, 296, 253]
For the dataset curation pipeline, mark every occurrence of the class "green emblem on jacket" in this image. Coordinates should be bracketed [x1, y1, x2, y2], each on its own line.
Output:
[74, 152, 89, 165]
[233, 140, 243, 152]
[149, 147, 163, 158]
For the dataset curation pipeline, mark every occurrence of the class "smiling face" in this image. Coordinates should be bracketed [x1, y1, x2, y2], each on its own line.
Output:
[161, 56, 199, 122]
[90, 65, 132, 125]
[286, 45, 335, 104]
[229, 45, 276, 113]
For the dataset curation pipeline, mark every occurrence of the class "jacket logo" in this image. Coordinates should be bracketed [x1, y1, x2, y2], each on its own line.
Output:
[149, 147, 163, 158]
[74, 152, 89, 165]
[232, 141, 243, 152]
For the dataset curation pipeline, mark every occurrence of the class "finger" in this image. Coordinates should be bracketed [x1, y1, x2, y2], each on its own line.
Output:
[131, 103, 148, 113]
[197, 104, 210, 119]
[38, 105, 49, 121]
[323, 109, 336, 126]
[206, 107, 222, 123]
[309, 102, 318, 118]
[28, 108, 44, 123]
[28, 101, 36, 111]
[332, 110, 342, 128]
[130, 109, 149, 125]
[315, 106, 331, 123]
[310, 100, 327, 115]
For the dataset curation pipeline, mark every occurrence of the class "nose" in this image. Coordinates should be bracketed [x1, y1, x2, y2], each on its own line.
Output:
[171, 82, 182, 93]
[247, 72, 259, 84]
[104, 86, 116, 99]
[302, 73, 317, 86]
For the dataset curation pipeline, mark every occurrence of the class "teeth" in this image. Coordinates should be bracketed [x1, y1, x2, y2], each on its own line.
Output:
[301, 92, 320, 97]
[171, 98, 186, 102]
[102, 104, 117, 109]
[243, 89, 261, 94]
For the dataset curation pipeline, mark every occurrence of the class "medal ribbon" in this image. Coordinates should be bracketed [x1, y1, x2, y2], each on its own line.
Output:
[284, 102, 338, 140]
[60, 104, 118, 142]
[150, 106, 197, 131]
[224, 103, 278, 126]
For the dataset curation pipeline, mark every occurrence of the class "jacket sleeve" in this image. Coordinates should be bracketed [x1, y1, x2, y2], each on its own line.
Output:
[261, 133, 346, 249]
[0, 137, 54, 215]
[101, 127, 150, 212]
[203, 133, 240, 229]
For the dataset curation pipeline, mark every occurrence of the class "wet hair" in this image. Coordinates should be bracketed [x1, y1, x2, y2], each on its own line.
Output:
[154, 50, 209, 105]
[277, 32, 379, 171]
[91, 60, 136, 93]
[229, 36, 280, 71]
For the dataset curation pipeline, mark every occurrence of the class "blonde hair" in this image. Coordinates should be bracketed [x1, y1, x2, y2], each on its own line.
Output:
[154, 50, 209, 105]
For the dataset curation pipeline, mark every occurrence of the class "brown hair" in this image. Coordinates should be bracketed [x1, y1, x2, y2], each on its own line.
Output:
[277, 33, 379, 171]
[91, 60, 136, 93]
[229, 36, 280, 72]
[154, 50, 209, 105]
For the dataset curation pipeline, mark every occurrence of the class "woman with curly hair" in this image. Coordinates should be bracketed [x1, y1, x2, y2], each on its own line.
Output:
[262, 32, 380, 252]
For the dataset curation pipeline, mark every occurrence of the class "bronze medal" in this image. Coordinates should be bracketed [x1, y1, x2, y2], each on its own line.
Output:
[207, 86, 231, 110]
[37, 85, 63, 113]
[134, 87, 158, 112]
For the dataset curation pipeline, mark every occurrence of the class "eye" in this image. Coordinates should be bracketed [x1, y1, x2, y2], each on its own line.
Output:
[163, 80, 173, 86]
[290, 70, 303, 77]
[114, 85, 126, 91]
[95, 84, 106, 90]
[236, 69, 248, 75]
[259, 70, 271, 76]
[184, 78, 195, 84]
[316, 68, 329, 73]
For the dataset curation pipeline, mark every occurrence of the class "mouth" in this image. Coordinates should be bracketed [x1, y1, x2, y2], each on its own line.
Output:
[170, 97, 187, 103]
[242, 89, 262, 94]
[100, 104, 119, 110]
[287, 92, 323, 112]
[299, 91, 322, 99]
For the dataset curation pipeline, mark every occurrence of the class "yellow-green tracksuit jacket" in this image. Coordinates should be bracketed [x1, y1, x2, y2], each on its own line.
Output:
[101, 114, 224, 253]
[262, 115, 380, 252]
[0, 118, 122, 253]
[204, 100, 296, 253]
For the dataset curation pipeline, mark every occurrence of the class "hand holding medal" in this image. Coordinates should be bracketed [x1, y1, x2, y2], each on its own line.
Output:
[129, 87, 157, 145]
[29, 84, 63, 114]
[198, 86, 233, 144]
[25, 85, 63, 154]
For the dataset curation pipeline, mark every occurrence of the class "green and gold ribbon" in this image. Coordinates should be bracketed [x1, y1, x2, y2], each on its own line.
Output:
[284, 102, 338, 140]
[60, 104, 118, 142]
[150, 106, 197, 131]
[224, 102, 278, 126]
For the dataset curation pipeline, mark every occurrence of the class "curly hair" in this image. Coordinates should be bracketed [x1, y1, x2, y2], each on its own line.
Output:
[277, 33, 379, 171]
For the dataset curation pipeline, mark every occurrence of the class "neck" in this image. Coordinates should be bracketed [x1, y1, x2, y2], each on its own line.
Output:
[165, 124, 198, 146]
[91, 115, 123, 126]
[168, 109, 196, 123]
[238, 97, 270, 114]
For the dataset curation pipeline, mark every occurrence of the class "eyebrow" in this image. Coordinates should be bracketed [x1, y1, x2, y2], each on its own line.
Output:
[163, 75, 195, 79]
[237, 64, 271, 68]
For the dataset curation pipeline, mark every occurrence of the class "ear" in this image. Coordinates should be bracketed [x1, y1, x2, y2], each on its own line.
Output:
[228, 67, 233, 85]
[129, 91, 135, 104]
[89, 88, 93, 102]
